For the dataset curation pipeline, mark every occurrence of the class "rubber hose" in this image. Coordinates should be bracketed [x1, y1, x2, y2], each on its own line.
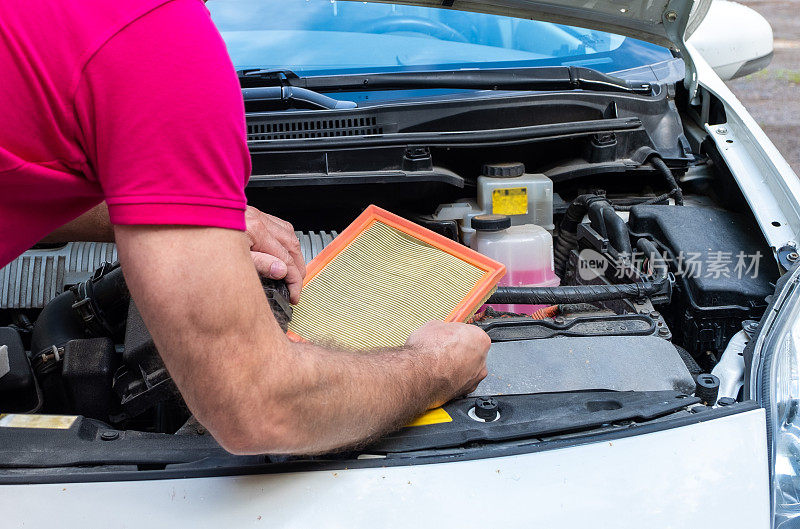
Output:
[588, 202, 632, 256]
[489, 280, 666, 305]
[560, 194, 598, 233]
[554, 194, 605, 277]
[71, 264, 130, 338]
[30, 262, 131, 356]
[30, 290, 87, 356]
[553, 229, 577, 278]
[651, 157, 684, 206]
[612, 190, 676, 212]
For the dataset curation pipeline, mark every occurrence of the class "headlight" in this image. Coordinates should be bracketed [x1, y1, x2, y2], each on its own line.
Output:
[752, 266, 800, 527]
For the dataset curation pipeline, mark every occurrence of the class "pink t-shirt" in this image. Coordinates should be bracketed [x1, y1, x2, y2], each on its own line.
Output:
[0, 0, 251, 268]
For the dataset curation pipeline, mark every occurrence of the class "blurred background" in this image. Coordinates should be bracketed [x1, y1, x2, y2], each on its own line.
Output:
[725, 0, 799, 173]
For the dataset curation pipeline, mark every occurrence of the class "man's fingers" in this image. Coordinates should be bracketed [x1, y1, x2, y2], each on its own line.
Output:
[262, 215, 306, 279]
[283, 267, 303, 304]
[244, 206, 306, 303]
[250, 252, 288, 279]
[245, 207, 307, 281]
[248, 232, 303, 287]
[250, 252, 303, 303]
[250, 251, 303, 304]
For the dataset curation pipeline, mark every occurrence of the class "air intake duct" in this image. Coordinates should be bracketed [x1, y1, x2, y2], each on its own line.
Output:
[31, 262, 129, 357]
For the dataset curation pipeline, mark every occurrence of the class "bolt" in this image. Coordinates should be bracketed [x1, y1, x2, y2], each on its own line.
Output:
[665, 10, 678, 21]
[658, 327, 671, 337]
[743, 320, 759, 334]
[553, 316, 566, 325]
[717, 397, 736, 407]
[650, 311, 661, 319]
[100, 431, 119, 441]
[473, 397, 499, 422]
[788, 252, 799, 263]
[716, 127, 728, 135]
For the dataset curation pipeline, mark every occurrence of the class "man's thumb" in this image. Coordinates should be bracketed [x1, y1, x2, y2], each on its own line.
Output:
[250, 251, 288, 279]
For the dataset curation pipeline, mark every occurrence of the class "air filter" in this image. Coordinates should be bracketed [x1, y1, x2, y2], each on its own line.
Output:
[287, 205, 505, 349]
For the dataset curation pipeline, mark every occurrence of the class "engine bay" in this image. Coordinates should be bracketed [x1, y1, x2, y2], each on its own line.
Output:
[0, 85, 782, 449]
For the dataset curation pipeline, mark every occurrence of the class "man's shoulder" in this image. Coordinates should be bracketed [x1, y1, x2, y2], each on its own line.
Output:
[1, 0, 191, 63]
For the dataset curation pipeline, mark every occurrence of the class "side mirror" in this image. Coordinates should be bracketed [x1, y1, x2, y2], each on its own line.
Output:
[687, 0, 773, 80]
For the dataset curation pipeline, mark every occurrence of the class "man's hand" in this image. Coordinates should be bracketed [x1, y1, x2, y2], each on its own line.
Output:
[406, 321, 490, 406]
[244, 206, 306, 303]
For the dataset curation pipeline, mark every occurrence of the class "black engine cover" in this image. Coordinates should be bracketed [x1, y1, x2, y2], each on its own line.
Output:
[629, 205, 778, 363]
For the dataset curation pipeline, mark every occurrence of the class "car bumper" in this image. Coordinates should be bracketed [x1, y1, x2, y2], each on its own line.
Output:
[0, 407, 770, 528]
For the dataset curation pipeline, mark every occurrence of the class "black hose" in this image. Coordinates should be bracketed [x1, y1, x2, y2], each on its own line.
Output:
[554, 193, 634, 276]
[559, 194, 600, 233]
[70, 263, 129, 338]
[650, 157, 684, 206]
[30, 290, 87, 356]
[588, 201, 632, 256]
[31, 262, 130, 356]
[553, 193, 607, 277]
[612, 189, 677, 211]
[489, 279, 667, 305]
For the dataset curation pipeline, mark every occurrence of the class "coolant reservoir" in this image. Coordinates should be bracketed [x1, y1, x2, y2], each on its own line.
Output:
[471, 214, 560, 314]
[476, 162, 554, 231]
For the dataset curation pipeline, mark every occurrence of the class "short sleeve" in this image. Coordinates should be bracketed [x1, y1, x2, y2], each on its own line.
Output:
[73, 0, 250, 230]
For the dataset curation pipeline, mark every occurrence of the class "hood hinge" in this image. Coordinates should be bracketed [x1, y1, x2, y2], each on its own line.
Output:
[663, 0, 700, 105]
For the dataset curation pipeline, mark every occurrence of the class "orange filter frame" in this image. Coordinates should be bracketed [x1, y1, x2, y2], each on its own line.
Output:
[286, 205, 505, 344]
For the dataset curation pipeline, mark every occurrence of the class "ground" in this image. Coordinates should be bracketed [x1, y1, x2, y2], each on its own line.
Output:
[724, 0, 800, 174]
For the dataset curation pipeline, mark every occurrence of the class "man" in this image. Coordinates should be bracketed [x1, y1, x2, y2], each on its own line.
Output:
[0, 0, 490, 454]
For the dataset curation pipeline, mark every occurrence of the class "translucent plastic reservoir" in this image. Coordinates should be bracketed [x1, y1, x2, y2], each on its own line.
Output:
[472, 222, 560, 313]
[476, 166, 554, 231]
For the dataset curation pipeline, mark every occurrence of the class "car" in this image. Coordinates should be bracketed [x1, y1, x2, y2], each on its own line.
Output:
[1, 0, 796, 527]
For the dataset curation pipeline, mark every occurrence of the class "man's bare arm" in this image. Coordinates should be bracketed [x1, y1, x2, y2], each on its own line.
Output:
[114, 224, 489, 455]
[41, 204, 307, 301]
[41, 203, 115, 243]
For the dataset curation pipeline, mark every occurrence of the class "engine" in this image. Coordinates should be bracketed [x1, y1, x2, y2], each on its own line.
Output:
[0, 156, 780, 434]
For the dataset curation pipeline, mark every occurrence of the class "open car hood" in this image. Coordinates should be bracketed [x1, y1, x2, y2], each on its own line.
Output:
[344, 0, 711, 50]
[344, 0, 712, 100]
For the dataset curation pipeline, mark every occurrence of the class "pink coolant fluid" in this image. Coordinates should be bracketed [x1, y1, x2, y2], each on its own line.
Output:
[471, 217, 560, 314]
[493, 268, 560, 313]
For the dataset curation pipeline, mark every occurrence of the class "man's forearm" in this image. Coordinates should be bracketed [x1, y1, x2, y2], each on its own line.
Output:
[41, 202, 114, 243]
[239, 341, 444, 454]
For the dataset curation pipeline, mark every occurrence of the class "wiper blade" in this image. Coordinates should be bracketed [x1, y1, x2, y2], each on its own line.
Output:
[238, 66, 652, 95]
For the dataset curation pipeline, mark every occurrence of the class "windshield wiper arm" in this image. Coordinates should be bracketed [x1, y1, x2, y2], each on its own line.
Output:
[242, 85, 357, 111]
[238, 67, 652, 95]
[240, 70, 357, 110]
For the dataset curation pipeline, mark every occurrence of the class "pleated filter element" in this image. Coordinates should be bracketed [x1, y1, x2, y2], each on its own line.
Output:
[287, 205, 505, 350]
